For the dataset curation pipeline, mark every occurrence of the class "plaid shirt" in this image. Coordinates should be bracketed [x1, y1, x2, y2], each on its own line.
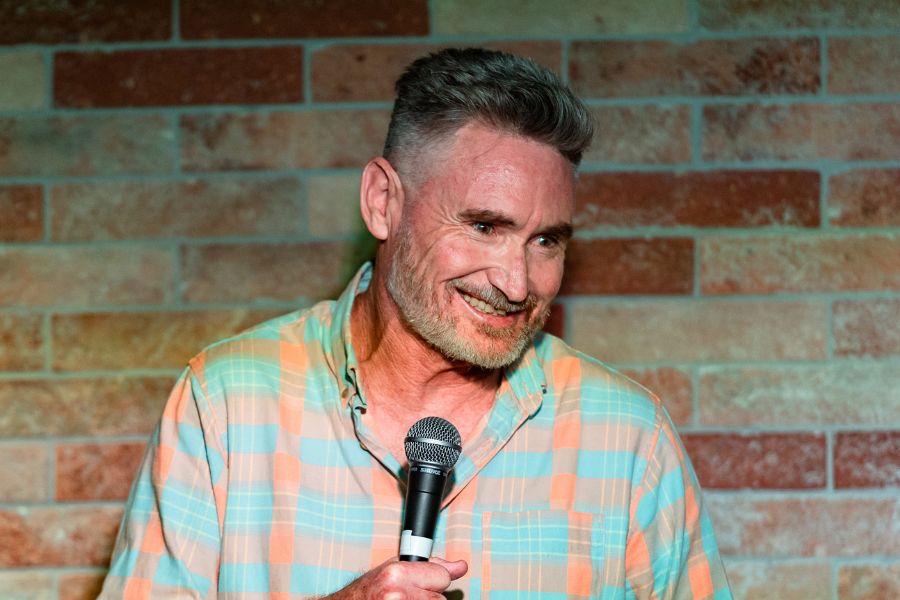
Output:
[101, 264, 731, 599]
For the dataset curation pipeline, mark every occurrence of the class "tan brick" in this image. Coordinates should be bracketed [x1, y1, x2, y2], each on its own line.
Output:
[433, 0, 689, 35]
[57, 442, 145, 501]
[180, 110, 390, 171]
[0, 247, 174, 308]
[568, 300, 826, 363]
[0, 185, 43, 242]
[828, 169, 900, 227]
[59, 572, 107, 600]
[0, 571, 54, 600]
[0, 506, 122, 567]
[619, 367, 693, 425]
[0, 378, 171, 438]
[701, 234, 900, 294]
[0, 314, 44, 371]
[307, 173, 367, 237]
[699, 364, 900, 426]
[699, 0, 900, 29]
[834, 299, 900, 357]
[830, 37, 900, 94]
[703, 103, 900, 161]
[0, 52, 45, 110]
[584, 106, 691, 164]
[52, 309, 281, 371]
[723, 560, 831, 600]
[839, 564, 900, 600]
[52, 178, 303, 241]
[0, 443, 49, 502]
[571, 38, 818, 98]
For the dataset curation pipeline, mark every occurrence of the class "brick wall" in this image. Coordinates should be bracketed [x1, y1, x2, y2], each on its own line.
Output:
[1, 1, 898, 598]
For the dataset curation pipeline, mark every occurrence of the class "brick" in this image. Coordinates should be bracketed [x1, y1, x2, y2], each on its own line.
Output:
[0, 185, 43, 242]
[0, 52, 44, 109]
[543, 303, 565, 338]
[0, 247, 173, 308]
[59, 573, 107, 600]
[0, 314, 43, 371]
[307, 173, 367, 237]
[0, 506, 121, 567]
[0, 0, 169, 44]
[0, 571, 54, 600]
[575, 171, 819, 229]
[834, 299, 900, 357]
[701, 234, 900, 294]
[312, 42, 561, 102]
[830, 37, 900, 94]
[699, 0, 900, 29]
[584, 106, 691, 165]
[52, 178, 303, 241]
[0, 115, 174, 177]
[619, 367, 693, 426]
[568, 300, 826, 363]
[682, 433, 826, 489]
[55, 47, 303, 108]
[703, 103, 900, 161]
[0, 443, 49, 502]
[835, 431, 900, 488]
[560, 238, 693, 295]
[839, 564, 900, 600]
[180, 110, 390, 171]
[698, 364, 900, 426]
[181, 242, 368, 303]
[0, 377, 170, 437]
[708, 496, 900, 557]
[181, 0, 427, 39]
[828, 169, 900, 227]
[571, 38, 818, 98]
[52, 309, 281, 371]
[433, 0, 689, 35]
[723, 560, 831, 600]
[57, 442, 145, 501]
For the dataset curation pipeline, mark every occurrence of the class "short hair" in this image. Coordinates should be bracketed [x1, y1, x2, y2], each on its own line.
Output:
[383, 48, 593, 184]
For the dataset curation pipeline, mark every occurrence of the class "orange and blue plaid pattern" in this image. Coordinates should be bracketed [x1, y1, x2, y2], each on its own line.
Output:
[100, 264, 732, 599]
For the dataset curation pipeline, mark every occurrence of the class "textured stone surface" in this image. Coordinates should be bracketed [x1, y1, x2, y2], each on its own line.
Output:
[575, 171, 819, 229]
[0, 51, 44, 109]
[56, 442, 146, 501]
[699, 0, 900, 29]
[830, 37, 900, 94]
[584, 106, 691, 164]
[52, 178, 303, 241]
[723, 560, 831, 600]
[0, 506, 122, 567]
[619, 367, 693, 425]
[0, 571, 54, 600]
[828, 169, 900, 227]
[307, 173, 367, 237]
[839, 564, 900, 600]
[834, 431, 900, 488]
[833, 299, 900, 357]
[0, 443, 49, 502]
[0, 314, 44, 371]
[570, 38, 818, 97]
[0, 185, 43, 242]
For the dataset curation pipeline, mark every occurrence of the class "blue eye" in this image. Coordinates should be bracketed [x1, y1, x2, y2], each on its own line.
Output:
[536, 234, 558, 247]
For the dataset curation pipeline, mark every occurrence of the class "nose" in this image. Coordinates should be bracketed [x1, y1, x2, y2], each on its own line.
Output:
[488, 243, 529, 304]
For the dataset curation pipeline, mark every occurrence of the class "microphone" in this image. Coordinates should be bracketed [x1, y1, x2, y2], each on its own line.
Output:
[399, 416, 462, 562]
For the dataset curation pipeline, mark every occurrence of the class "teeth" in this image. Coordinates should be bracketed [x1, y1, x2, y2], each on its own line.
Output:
[462, 293, 507, 316]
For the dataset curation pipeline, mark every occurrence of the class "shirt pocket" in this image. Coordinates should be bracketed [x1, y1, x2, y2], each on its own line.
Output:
[482, 509, 603, 599]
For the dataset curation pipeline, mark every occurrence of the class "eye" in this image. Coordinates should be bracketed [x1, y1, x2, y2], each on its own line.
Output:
[472, 222, 494, 235]
[535, 234, 559, 248]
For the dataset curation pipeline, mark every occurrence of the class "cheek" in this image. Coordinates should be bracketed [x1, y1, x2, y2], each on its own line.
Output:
[529, 257, 566, 300]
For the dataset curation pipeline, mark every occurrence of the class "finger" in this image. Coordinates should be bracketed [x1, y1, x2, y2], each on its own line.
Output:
[384, 560, 452, 593]
[429, 557, 469, 580]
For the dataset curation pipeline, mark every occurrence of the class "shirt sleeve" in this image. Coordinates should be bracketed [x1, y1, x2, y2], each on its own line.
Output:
[624, 405, 732, 599]
[99, 366, 226, 599]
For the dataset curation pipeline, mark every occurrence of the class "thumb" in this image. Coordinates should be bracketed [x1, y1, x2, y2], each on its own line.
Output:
[430, 556, 468, 580]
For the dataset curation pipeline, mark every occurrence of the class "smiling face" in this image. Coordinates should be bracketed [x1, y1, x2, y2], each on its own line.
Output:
[385, 123, 576, 369]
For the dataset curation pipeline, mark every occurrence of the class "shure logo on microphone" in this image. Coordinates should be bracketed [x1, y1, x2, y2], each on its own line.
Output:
[415, 466, 443, 477]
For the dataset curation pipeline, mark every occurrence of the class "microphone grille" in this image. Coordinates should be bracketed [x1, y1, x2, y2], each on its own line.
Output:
[404, 416, 462, 468]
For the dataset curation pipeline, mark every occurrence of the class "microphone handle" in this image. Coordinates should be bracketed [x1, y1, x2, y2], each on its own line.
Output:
[399, 463, 447, 561]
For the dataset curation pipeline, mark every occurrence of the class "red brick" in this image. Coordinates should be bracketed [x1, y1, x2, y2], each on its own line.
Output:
[181, 0, 428, 39]
[571, 38, 818, 98]
[0, 378, 171, 438]
[0, 571, 54, 599]
[723, 560, 831, 600]
[834, 299, 900, 358]
[699, 0, 900, 29]
[312, 42, 561, 102]
[0, 115, 174, 177]
[0, 185, 42, 242]
[181, 242, 366, 303]
[543, 303, 565, 338]
[307, 173, 367, 237]
[0, 0, 169, 44]
[698, 364, 900, 426]
[0, 506, 121, 567]
[0, 247, 173, 308]
[839, 564, 900, 600]
[180, 110, 390, 171]
[619, 367, 693, 426]
[0, 51, 45, 110]
[575, 171, 819, 229]
[52, 309, 281, 371]
[828, 169, 900, 227]
[568, 300, 826, 363]
[701, 234, 900, 294]
[835, 431, 900, 489]
[584, 106, 691, 164]
[52, 178, 303, 241]
[55, 47, 303, 108]
[0, 443, 49, 502]
[830, 37, 900, 94]
[57, 442, 145, 501]
[682, 433, 826, 489]
[560, 238, 693, 295]
[60, 572, 107, 600]
[703, 103, 900, 161]
[708, 496, 900, 556]
[0, 314, 44, 371]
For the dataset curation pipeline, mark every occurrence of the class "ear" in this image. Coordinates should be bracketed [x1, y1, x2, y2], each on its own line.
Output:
[359, 157, 404, 241]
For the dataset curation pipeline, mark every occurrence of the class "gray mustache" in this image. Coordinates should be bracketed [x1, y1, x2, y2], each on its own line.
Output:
[452, 280, 537, 313]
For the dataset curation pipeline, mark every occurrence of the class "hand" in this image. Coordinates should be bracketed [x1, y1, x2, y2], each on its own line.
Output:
[326, 556, 468, 599]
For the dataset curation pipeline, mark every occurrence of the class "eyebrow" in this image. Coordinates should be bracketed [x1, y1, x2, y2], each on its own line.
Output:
[458, 208, 573, 241]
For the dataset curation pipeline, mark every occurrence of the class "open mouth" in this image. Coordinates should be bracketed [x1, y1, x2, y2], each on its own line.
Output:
[460, 292, 510, 317]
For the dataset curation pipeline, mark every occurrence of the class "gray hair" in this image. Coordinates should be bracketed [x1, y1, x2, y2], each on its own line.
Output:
[383, 48, 593, 185]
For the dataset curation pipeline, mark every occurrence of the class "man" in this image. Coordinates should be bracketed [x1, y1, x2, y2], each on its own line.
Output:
[101, 48, 732, 599]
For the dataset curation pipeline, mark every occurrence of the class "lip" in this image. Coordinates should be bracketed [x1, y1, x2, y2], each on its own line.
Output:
[455, 289, 520, 325]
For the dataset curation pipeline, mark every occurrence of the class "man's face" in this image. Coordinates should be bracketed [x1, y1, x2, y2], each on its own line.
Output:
[386, 123, 575, 369]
